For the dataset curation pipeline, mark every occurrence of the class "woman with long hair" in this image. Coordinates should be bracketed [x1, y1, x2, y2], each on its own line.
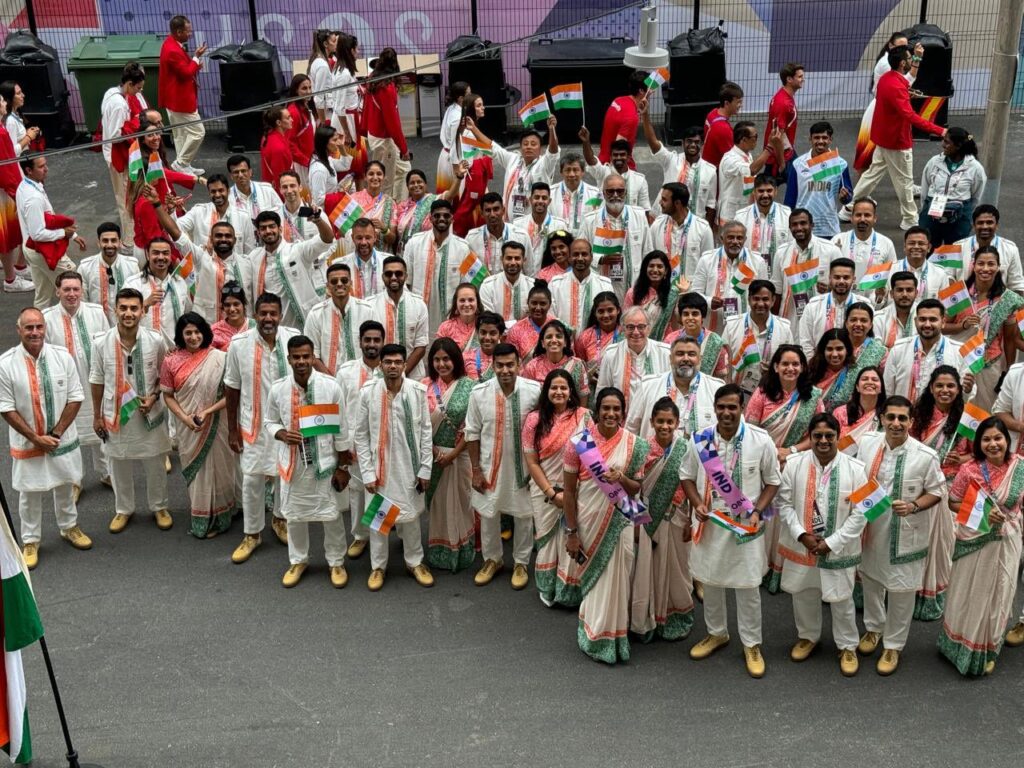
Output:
[0, 81, 39, 155]
[941, 417, 1024, 676]
[573, 291, 622, 394]
[259, 106, 293, 194]
[437, 80, 470, 193]
[919, 127, 986, 246]
[832, 365, 885, 454]
[331, 33, 361, 146]
[437, 283, 481, 352]
[910, 365, 971, 620]
[0, 91, 30, 291]
[523, 369, 591, 607]
[537, 230, 573, 283]
[210, 281, 255, 351]
[307, 29, 338, 125]
[808, 328, 855, 411]
[423, 337, 477, 573]
[308, 124, 353, 208]
[352, 161, 397, 250]
[285, 74, 316, 190]
[834, 302, 886, 402]
[624, 250, 679, 340]
[521, 319, 590, 405]
[160, 312, 236, 538]
[364, 48, 411, 200]
[505, 281, 556, 360]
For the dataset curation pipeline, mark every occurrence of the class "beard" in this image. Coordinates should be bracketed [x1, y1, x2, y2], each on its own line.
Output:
[604, 200, 624, 216]
[674, 364, 695, 379]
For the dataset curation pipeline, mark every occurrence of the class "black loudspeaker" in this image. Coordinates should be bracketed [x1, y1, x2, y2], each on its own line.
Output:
[446, 35, 505, 106]
[665, 27, 727, 104]
[224, 115, 262, 153]
[526, 37, 634, 144]
[903, 23, 953, 97]
[663, 100, 717, 145]
[218, 60, 285, 113]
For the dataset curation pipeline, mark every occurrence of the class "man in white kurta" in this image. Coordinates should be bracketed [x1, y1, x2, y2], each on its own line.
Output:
[597, 306, 671, 408]
[649, 183, 714, 280]
[642, 107, 718, 221]
[950, 205, 1024, 291]
[0, 309, 90, 565]
[479, 242, 534, 323]
[369, 256, 430, 380]
[43, 272, 110, 494]
[303, 263, 371, 376]
[465, 193, 536, 276]
[339, 219, 390, 299]
[625, 336, 721, 438]
[797, 258, 869, 359]
[872, 272, 919, 347]
[855, 398, 945, 675]
[680, 385, 781, 678]
[353, 345, 434, 591]
[266, 337, 352, 588]
[691, 221, 768, 334]
[892, 227, 950, 301]
[770, 209, 842, 331]
[883, 300, 973, 402]
[78, 223, 140, 325]
[735, 179, 791, 276]
[993, 360, 1024, 452]
[510, 182, 569, 254]
[229, 156, 284, 219]
[472, 118, 560, 221]
[583, 133, 651, 211]
[176, 174, 256, 255]
[224, 294, 298, 563]
[580, 175, 653, 301]
[550, 152, 600, 233]
[549, 239, 614, 333]
[88, 288, 172, 533]
[404, 199, 474, 333]
[777, 413, 868, 675]
[123, 238, 192, 349]
[722, 280, 794, 397]
[830, 199, 897, 286]
[465, 344, 541, 589]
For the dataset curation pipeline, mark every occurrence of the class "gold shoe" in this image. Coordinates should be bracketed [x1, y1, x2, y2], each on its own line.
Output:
[367, 568, 385, 591]
[72, 484, 81, 504]
[790, 639, 817, 662]
[154, 509, 173, 530]
[329, 565, 349, 589]
[22, 543, 38, 570]
[689, 634, 729, 660]
[408, 563, 434, 587]
[1005, 621, 1024, 647]
[510, 563, 529, 590]
[839, 649, 860, 677]
[984, 659, 996, 675]
[231, 534, 261, 564]
[109, 513, 131, 534]
[876, 648, 899, 676]
[744, 645, 766, 678]
[165, 455, 173, 473]
[857, 631, 881, 656]
[282, 563, 307, 588]
[474, 559, 502, 586]
[60, 526, 93, 550]
[271, 516, 289, 545]
[346, 538, 368, 559]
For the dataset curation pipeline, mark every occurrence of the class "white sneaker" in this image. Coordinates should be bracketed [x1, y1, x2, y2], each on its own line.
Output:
[837, 204, 853, 222]
[172, 160, 205, 176]
[3, 275, 34, 293]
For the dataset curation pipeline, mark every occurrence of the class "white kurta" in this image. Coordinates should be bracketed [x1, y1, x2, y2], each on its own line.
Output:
[336, 359, 384, 486]
[246, 236, 334, 329]
[173, 234, 246, 324]
[464, 376, 541, 517]
[368, 290, 430, 380]
[580, 205, 653, 300]
[465, 223, 536, 277]
[649, 212, 714, 280]
[951, 235, 1024, 292]
[883, 336, 968, 401]
[717, 145, 753, 222]
[888, 258, 950, 302]
[992, 361, 1024, 451]
[479, 272, 535, 322]
[829, 229, 898, 284]
[404, 231, 474, 333]
[625, 371, 722, 439]
[230, 182, 283, 220]
[797, 291, 871, 360]
[722, 313, 794, 396]
[302, 297, 371, 375]
[871, 304, 918, 346]
[42, 303, 109, 446]
[769, 237, 842, 331]
[176, 202, 256, 255]
[339, 250, 390, 299]
[691, 248, 769, 334]
[511, 213, 569, 257]
[651, 147, 718, 216]
[123, 272, 192, 349]
[549, 180, 600, 232]
[0, 343, 83, 492]
[548, 271, 614, 333]
[597, 340, 671, 407]
[735, 202, 792, 275]
[490, 145, 561, 221]
[77, 253, 140, 325]
[587, 163, 651, 210]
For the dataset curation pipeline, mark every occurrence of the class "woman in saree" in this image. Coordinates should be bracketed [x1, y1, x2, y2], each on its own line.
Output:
[423, 337, 477, 573]
[536, 230, 573, 283]
[745, 344, 822, 593]
[624, 250, 681, 341]
[838, 301, 887, 399]
[910, 365, 972, 620]
[940, 417, 1024, 676]
[159, 312, 235, 538]
[210, 281, 255, 352]
[393, 168, 460, 256]
[505, 282, 557, 360]
[437, 283, 480, 353]
[943, 245, 1024, 411]
[352, 160, 397, 251]
[521, 320, 590, 406]
[563, 387, 651, 664]
[808, 329, 854, 411]
[523, 369, 591, 607]
[832, 365, 885, 455]
[573, 291, 622, 397]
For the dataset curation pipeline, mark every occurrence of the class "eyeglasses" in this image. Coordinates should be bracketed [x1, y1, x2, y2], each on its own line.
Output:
[104, 266, 114, 279]
[604, 189, 626, 197]
[331, 276, 351, 285]
[624, 323, 648, 332]
[382, 270, 404, 278]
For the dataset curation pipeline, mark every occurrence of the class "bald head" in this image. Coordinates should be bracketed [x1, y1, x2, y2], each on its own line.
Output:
[16, 307, 45, 353]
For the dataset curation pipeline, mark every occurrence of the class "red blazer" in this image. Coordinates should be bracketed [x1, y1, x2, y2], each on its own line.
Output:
[363, 82, 407, 154]
[286, 103, 315, 168]
[599, 96, 638, 168]
[871, 70, 944, 151]
[132, 169, 196, 254]
[453, 157, 493, 237]
[261, 130, 293, 192]
[158, 35, 201, 114]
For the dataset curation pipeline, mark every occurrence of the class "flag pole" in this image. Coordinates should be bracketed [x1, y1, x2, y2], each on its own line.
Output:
[580, 87, 586, 129]
[0, 479, 102, 768]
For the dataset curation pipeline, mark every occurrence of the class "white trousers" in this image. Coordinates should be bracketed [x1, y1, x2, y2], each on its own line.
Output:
[702, 585, 762, 647]
[166, 109, 206, 166]
[287, 518, 347, 566]
[18, 485, 77, 544]
[479, 513, 534, 565]
[792, 588, 859, 651]
[367, 134, 410, 202]
[241, 473, 282, 535]
[349, 483, 370, 541]
[852, 146, 917, 228]
[109, 455, 168, 516]
[862, 573, 916, 650]
[23, 245, 74, 309]
[84, 443, 107, 478]
[369, 520, 424, 570]
[107, 164, 133, 244]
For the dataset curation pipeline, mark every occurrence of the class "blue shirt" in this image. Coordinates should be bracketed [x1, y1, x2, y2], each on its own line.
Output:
[784, 150, 854, 239]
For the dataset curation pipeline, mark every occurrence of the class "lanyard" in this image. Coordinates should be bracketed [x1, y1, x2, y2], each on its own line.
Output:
[849, 231, 879, 267]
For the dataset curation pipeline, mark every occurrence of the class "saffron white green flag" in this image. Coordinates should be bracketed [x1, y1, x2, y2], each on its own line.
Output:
[956, 402, 989, 441]
[549, 83, 583, 111]
[956, 482, 994, 533]
[518, 94, 551, 127]
[850, 478, 891, 522]
[126, 140, 144, 181]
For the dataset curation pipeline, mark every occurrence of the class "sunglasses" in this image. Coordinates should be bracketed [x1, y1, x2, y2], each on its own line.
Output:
[221, 285, 244, 296]
[382, 270, 404, 278]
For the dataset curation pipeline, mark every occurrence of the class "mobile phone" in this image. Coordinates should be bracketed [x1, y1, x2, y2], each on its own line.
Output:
[297, 206, 316, 219]
[573, 548, 588, 566]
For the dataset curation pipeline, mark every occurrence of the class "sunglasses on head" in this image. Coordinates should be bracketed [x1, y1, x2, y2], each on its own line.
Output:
[221, 285, 244, 296]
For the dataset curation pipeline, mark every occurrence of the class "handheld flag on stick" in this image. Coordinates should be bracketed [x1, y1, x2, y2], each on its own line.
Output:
[959, 330, 986, 375]
[806, 149, 844, 182]
[360, 494, 402, 534]
[643, 67, 670, 91]
[458, 252, 487, 289]
[549, 83, 584, 111]
[127, 140, 144, 181]
[518, 94, 551, 127]
[938, 280, 972, 317]
[956, 482, 994, 533]
[297, 404, 341, 437]
[850, 478, 892, 522]
[956, 402, 989, 441]
[145, 152, 165, 185]
[929, 244, 963, 271]
[329, 193, 365, 235]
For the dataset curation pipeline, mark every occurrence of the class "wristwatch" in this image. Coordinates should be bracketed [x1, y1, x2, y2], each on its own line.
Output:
[910, 501, 920, 514]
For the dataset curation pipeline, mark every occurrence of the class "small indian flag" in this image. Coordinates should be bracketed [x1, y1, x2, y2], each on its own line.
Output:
[329, 193, 364, 234]
[785, 258, 819, 295]
[807, 149, 844, 182]
[1015, 307, 1024, 338]
[584, 196, 603, 208]
[173, 251, 197, 300]
[518, 94, 551, 127]
[956, 401, 990, 441]
[360, 493, 402, 534]
[959, 330, 986, 375]
[297, 403, 341, 437]
[730, 260, 755, 292]
[707, 509, 757, 537]
[458, 252, 487, 289]
[858, 261, 892, 292]
[118, 381, 139, 426]
[742, 175, 755, 197]
[938, 280, 972, 317]
[549, 82, 584, 111]
[731, 329, 760, 372]
[127, 140, 144, 180]
[593, 227, 625, 257]
[460, 134, 493, 160]
[837, 433, 856, 452]
[929, 243, 963, 270]
[643, 67, 670, 91]
[145, 152, 165, 185]
[850, 478, 892, 522]
[957, 482, 994, 533]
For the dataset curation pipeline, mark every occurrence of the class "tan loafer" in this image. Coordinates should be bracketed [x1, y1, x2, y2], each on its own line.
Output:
[839, 649, 859, 677]
[367, 568, 385, 592]
[109, 513, 131, 534]
[984, 659, 996, 675]
[408, 563, 434, 587]
[60, 526, 93, 550]
[282, 563, 307, 588]
[858, 631, 881, 656]
[474, 559, 502, 586]
[271, 516, 289, 545]
[1005, 621, 1024, 647]
[330, 565, 348, 589]
[231, 534, 261, 564]
[689, 634, 729, 660]
[165, 455, 173, 473]
[743, 645, 766, 678]
[790, 639, 817, 662]
[154, 509, 173, 530]
[22, 543, 38, 570]
[346, 538, 367, 559]
[510, 564, 529, 590]
[876, 648, 899, 676]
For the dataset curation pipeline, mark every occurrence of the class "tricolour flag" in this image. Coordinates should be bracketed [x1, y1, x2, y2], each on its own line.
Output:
[837, 434, 856, 452]
[592, 227, 625, 257]
[173, 251, 197, 300]
[0, 503, 44, 765]
[938, 280, 972, 317]
[730, 261, 755, 292]
[145, 152, 165, 185]
[959, 330, 986, 375]
[730, 329, 760, 371]
[360, 493, 402, 534]
[460, 134, 493, 160]
[297, 403, 341, 437]
[1015, 307, 1024, 338]
[707, 509, 758, 537]
[929, 244, 963, 271]
[956, 482, 994, 533]
[807, 149, 844, 182]
[126, 140, 144, 181]
[518, 94, 551, 127]
[850, 478, 892, 522]
[329, 193, 364, 234]
[549, 82, 584, 111]
[118, 381, 139, 426]
[643, 67, 670, 91]
[458, 252, 487, 289]
[742, 175, 756, 197]
[784, 259, 819, 295]
[858, 261, 892, 292]
[956, 401, 990, 441]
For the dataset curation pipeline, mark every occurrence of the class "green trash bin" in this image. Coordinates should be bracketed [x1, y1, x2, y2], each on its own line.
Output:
[67, 34, 164, 130]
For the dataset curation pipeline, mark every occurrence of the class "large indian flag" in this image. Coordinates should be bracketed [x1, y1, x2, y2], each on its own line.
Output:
[0, 508, 43, 765]
[956, 482, 994, 533]
[297, 403, 341, 437]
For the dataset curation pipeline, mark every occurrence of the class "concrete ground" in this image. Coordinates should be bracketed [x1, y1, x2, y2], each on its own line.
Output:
[4, 114, 1024, 767]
